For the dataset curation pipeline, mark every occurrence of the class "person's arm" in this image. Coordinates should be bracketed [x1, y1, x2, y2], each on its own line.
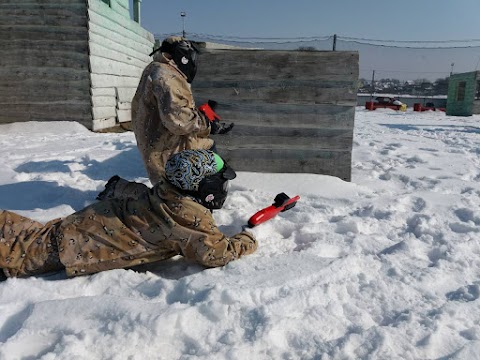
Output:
[165, 198, 257, 267]
[194, 229, 257, 268]
[152, 70, 209, 136]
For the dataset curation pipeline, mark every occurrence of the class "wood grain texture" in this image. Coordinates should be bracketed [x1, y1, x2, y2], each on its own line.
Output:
[0, 1, 92, 126]
[1, 0, 154, 130]
[0, 0, 85, 4]
[0, 102, 92, 127]
[192, 49, 358, 180]
[216, 147, 353, 182]
[0, 24, 88, 41]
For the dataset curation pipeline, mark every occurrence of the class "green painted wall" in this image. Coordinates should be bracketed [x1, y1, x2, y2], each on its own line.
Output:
[446, 71, 479, 116]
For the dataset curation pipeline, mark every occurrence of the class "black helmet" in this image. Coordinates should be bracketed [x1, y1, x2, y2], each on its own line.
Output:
[196, 162, 236, 210]
[165, 150, 236, 210]
[153, 37, 199, 83]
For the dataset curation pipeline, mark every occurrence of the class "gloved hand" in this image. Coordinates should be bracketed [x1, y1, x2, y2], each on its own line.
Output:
[211, 120, 234, 135]
[218, 123, 234, 134]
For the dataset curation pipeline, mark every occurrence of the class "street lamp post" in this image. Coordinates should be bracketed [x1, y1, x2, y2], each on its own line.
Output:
[180, 12, 186, 37]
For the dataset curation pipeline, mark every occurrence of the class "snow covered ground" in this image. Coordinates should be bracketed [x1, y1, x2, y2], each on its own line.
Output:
[0, 108, 480, 359]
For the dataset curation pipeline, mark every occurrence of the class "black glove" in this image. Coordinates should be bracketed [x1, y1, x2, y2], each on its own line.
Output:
[218, 123, 235, 134]
[217, 122, 234, 135]
[211, 121, 234, 135]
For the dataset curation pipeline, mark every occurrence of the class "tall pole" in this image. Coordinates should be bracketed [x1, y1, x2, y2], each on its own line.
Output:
[370, 70, 375, 101]
[332, 34, 337, 51]
[180, 12, 186, 37]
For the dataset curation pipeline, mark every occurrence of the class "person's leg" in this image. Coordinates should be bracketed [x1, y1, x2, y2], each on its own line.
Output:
[0, 210, 64, 277]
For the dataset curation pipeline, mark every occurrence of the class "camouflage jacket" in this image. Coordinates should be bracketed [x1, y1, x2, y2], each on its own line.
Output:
[131, 53, 213, 184]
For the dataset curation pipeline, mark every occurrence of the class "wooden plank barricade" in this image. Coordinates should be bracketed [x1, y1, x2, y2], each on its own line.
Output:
[192, 49, 359, 181]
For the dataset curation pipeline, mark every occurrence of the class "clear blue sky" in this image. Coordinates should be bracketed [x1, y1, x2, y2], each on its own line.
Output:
[135, 0, 480, 41]
[131, 0, 480, 80]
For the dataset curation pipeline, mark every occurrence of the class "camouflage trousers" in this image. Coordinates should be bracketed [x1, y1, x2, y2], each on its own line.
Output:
[0, 210, 64, 277]
[0, 176, 149, 278]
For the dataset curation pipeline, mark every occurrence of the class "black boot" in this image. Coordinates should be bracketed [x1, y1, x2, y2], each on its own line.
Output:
[96, 175, 120, 200]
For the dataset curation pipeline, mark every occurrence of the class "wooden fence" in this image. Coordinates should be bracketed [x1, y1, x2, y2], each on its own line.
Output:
[0, 0, 92, 127]
[192, 49, 358, 180]
[0, 0, 154, 130]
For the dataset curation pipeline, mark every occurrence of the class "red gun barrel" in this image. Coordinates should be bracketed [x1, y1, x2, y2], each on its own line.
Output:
[248, 195, 300, 227]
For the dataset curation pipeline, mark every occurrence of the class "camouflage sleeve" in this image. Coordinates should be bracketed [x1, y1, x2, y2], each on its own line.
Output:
[164, 196, 258, 267]
[152, 73, 209, 136]
[196, 230, 258, 268]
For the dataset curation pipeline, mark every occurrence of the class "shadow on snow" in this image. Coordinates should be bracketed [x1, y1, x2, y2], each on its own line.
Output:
[1, 147, 147, 211]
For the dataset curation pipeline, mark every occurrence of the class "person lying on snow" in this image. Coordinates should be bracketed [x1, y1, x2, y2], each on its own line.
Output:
[0, 150, 257, 278]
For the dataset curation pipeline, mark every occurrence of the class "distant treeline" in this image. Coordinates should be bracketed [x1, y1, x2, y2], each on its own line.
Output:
[358, 77, 449, 96]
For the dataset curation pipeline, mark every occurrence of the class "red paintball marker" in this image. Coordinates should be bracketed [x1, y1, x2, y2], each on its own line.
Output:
[247, 193, 300, 228]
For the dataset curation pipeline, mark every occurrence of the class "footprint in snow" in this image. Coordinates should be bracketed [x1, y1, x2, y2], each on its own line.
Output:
[446, 284, 480, 302]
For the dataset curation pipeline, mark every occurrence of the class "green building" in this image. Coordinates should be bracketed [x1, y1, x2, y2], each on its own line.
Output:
[446, 71, 480, 116]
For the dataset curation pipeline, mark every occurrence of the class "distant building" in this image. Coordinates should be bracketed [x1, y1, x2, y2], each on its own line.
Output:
[446, 71, 480, 116]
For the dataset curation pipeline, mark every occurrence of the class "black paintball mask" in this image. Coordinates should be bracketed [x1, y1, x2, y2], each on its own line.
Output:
[150, 38, 199, 83]
[196, 162, 236, 210]
[171, 40, 198, 83]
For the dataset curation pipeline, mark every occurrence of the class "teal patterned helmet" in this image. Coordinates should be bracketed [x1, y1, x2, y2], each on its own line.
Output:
[165, 149, 236, 209]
